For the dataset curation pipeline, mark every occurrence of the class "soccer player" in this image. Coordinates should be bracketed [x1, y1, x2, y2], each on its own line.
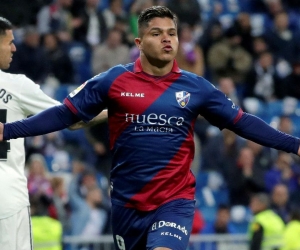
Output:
[0, 17, 107, 250]
[0, 6, 299, 250]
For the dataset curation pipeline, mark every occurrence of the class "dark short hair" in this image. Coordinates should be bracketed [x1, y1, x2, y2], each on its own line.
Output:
[137, 6, 178, 37]
[0, 17, 13, 36]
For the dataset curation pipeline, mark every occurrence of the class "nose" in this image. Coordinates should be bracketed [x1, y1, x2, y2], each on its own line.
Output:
[11, 43, 17, 52]
[161, 32, 171, 43]
[162, 36, 171, 43]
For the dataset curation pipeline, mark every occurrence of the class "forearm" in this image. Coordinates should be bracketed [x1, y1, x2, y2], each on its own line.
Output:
[4, 104, 80, 140]
[228, 112, 300, 154]
[68, 109, 108, 130]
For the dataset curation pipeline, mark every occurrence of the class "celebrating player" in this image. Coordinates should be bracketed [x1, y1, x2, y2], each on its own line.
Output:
[0, 6, 299, 250]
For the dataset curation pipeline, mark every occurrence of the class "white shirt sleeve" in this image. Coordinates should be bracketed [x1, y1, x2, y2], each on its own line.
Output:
[18, 76, 61, 117]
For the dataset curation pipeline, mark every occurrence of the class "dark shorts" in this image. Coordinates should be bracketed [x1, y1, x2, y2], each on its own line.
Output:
[111, 199, 196, 250]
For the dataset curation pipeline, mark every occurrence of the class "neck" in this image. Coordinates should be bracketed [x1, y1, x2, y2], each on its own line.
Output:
[140, 54, 174, 76]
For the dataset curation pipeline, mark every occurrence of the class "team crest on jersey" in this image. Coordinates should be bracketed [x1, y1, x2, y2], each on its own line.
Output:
[69, 82, 87, 97]
[175, 91, 190, 108]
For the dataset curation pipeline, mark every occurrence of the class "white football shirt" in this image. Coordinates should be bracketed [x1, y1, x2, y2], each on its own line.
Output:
[0, 70, 60, 219]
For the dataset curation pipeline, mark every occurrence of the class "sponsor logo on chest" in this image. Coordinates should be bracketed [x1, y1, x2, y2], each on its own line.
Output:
[120, 92, 145, 97]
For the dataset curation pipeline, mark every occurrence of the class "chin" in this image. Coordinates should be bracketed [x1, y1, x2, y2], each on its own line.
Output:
[1, 64, 9, 70]
[159, 54, 175, 61]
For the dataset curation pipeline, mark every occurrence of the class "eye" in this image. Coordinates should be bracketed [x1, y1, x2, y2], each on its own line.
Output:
[169, 33, 176, 36]
[152, 33, 160, 36]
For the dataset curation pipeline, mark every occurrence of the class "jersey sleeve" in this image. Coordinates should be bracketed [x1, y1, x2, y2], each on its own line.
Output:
[64, 72, 110, 123]
[18, 76, 60, 116]
[198, 78, 241, 130]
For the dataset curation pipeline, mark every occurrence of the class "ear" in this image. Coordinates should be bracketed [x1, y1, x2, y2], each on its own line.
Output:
[134, 38, 142, 49]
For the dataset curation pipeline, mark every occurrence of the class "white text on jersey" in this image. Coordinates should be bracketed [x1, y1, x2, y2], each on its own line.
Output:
[121, 92, 145, 97]
[125, 113, 184, 126]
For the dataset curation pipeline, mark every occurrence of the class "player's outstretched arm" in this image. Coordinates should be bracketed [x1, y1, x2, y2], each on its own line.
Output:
[1, 104, 81, 141]
[68, 109, 108, 130]
[229, 112, 300, 157]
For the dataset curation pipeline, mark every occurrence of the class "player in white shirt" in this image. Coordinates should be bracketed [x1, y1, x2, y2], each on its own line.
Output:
[0, 17, 107, 250]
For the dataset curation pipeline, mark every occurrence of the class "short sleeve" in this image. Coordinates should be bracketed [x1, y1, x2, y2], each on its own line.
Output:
[65, 73, 109, 122]
[19, 76, 60, 116]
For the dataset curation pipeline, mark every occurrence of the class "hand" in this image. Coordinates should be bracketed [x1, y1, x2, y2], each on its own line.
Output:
[0, 122, 3, 141]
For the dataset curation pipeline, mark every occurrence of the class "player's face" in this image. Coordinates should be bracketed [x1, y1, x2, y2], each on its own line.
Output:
[135, 17, 178, 64]
[0, 30, 16, 70]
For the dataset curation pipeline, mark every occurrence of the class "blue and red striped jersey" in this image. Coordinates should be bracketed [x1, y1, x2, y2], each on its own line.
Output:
[65, 58, 241, 211]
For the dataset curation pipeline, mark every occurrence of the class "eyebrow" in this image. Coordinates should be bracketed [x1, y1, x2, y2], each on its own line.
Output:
[149, 27, 177, 32]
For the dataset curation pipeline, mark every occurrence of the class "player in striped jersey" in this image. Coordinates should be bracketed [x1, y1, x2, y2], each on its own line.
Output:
[0, 6, 300, 250]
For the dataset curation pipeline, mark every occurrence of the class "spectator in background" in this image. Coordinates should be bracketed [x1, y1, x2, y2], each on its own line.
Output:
[201, 129, 245, 178]
[92, 28, 130, 74]
[244, 50, 284, 102]
[246, 140, 275, 171]
[102, 0, 127, 30]
[265, 151, 300, 194]
[166, 0, 202, 28]
[30, 194, 63, 250]
[114, 15, 135, 47]
[283, 209, 300, 250]
[191, 208, 205, 235]
[262, 0, 300, 32]
[27, 153, 53, 200]
[277, 115, 294, 134]
[129, 0, 155, 38]
[175, 23, 204, 76]
[8, 26, 49, 84]
[202, 204, 237, 233]
[230, 12, 254, 54]
[198, 19, 224, 71]
[248, 193, 285, 250]
[77, 168, 110, 211]
[36, 0, 79, 42]
[199, 2, 224, 63]
[275, 115, 300, 138]
[85, 119, 112, 180]
[51, 176, 71, 235]
[25, 131, 70, 172]
[68, 173, 108, 237]
[263, 11, 299, 64]
[252, 36, 269, 60]
[200, 204, 238, 250]
[271, 183, 291, 224]
[43, 32, 75, 84]
[217, 76, 242, 107]
[227, 146, 265, 206]
[128, 0, 155, 61]
[72, 0, 108, 48]
[207, 26, 252, 84]
[283, 58, 300, 99]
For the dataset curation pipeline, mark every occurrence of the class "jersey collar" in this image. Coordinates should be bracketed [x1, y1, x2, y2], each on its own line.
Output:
[134, 58, 181, 74]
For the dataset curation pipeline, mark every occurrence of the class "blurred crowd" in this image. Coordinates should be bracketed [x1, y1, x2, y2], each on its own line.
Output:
[1, 0, 300, 248]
